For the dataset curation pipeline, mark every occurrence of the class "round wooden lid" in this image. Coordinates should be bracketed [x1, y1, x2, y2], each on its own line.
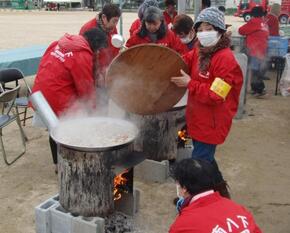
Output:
[106, 44, 188, 115]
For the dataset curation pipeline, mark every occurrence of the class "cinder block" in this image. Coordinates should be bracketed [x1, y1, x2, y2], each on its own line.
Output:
[50, 204, 72, 233]
[135, 159, 169, 183]
[176, 147, 192, 162]
[36, 194, 106, 233]
[71, 217, 98, 233]
[35, 198, 58, 233]
[93, 217, 105, 233]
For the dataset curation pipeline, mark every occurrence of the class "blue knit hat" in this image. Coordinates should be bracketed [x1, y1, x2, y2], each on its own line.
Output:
[194, 7, 226, 31]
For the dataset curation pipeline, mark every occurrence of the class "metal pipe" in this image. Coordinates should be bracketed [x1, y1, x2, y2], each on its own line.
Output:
[29, 91, 59, 131]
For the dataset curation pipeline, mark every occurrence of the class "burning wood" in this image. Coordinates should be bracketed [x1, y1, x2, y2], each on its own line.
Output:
[178, 129, 187, 141]
[114, 170, 129, 201]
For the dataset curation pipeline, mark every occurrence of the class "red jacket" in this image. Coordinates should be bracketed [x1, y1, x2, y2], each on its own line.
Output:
[129, 18, 142, 36]
[169, 192, 262, 233]
[79, 18, 120, 73]
[163, 10, 177, 26]
[265, 13, 279, 36]
[183, 47, 243, 145]
[31, 34, 96, 116]
[126, 29, 186, 55]
[238, 17, 269, 59]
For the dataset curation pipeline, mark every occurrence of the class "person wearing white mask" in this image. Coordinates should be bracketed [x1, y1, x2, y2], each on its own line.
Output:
[172, 14, 197, 52]
[169, 159, 262, 233]
[171, 7, 243, 198]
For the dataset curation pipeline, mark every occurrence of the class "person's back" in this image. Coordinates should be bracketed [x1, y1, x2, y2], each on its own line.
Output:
[170, 192, 261, 233]
[238, 7, 269, 59]
[32, 34, 95, 115]
[169, 159, 261, 233]
[265, 3, 281, 36]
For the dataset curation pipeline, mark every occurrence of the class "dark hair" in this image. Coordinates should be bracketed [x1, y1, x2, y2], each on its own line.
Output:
[202, 0, 211, 9]
[83, 28, 107, 52]
[171, 159, 216, 196]
[165, 0, 176, 7]
[173, 14, 194, 35]
[250, 6, 265, 17]
[218, 6, 226, 12]
[99, 3, 121, 21]
[138, 20, 167, 40]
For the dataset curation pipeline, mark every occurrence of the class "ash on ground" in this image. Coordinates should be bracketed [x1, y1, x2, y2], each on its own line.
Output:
[104, 212, 140, 233]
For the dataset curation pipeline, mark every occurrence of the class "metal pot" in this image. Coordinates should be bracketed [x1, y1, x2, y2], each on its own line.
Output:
[50, 117, 139, 152]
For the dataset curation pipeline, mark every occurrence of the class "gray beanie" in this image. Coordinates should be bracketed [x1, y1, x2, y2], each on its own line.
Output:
[143, 6, 164, 22]
[194, 7, 226, 31]
[138, 0, 159, 19]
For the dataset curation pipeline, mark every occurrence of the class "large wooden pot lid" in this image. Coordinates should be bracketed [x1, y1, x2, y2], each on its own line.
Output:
[106, 44, 188, 115]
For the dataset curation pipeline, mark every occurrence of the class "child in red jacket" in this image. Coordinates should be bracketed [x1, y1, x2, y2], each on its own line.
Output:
[126, 6, 186, 55]
[129, 0, 160, 36]
[171, 7, 243, 198]
[239, 6, 269, 96]
[169, 159, 262, 233]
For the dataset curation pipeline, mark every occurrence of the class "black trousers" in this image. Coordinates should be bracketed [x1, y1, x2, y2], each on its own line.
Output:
[49, 136, 58, 164]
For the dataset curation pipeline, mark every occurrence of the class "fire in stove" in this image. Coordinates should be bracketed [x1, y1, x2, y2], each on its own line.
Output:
[114, 169, 131, 201]
[177, 125, 191, 148]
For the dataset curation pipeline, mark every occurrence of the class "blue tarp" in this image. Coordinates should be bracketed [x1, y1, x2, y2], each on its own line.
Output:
[0, 45, 47, 76]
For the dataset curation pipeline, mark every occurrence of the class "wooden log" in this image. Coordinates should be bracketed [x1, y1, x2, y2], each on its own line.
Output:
[58, 145, 132, 217]
[129, 107, 186, 161]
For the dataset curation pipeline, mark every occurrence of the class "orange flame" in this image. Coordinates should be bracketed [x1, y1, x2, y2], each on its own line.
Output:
[178, 130, 187, 141]
[113, 170, 128, 201]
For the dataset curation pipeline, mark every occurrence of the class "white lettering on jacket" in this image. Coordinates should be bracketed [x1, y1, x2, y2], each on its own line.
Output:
[50, 46, 74, 63]
[211, 215, 250, 233]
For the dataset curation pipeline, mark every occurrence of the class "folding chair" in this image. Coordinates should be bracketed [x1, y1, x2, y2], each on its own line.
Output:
[0, 68, 32, 126]
[0, 85, 26, 165]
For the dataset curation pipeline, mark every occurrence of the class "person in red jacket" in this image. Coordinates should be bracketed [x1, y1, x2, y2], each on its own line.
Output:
[169, 159, 262, 233]
[79, 3, 121, 83]
[239, 6, 269, 96]
[163, 0, 177, 28]
[31, 28, 107, 172]
[172, 14, 197, 52]
[265, 3, 281, 36]
[171, 7, 243, 197]
[126, 6, 186, 55]
[129, 0, 159, 36]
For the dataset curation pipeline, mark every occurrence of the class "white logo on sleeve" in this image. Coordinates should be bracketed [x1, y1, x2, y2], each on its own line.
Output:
[212, 215, 250, 233]
[50, 46, 74, 62]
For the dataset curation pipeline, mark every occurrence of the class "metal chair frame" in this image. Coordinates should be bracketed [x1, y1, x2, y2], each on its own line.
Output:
[0, 84, 26, 165]
[0, 68, 32, 126]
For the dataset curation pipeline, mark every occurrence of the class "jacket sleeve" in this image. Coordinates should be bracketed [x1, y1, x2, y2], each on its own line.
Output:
[170, 31, 187, 55]
[70, 52, 96, 101]
[238, 20, 256, 35]
[126, 34, 139, 48]
[188, 54, 243, 106]
[182, 49, 195, 72]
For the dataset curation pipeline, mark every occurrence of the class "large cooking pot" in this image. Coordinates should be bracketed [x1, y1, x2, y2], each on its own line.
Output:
[106, 44, 188, 115]
[50, 117, 139, 152]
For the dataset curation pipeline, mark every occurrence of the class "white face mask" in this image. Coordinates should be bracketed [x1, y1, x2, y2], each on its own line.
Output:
[197, 31, 221, 47]
[180, 34, 193, 44]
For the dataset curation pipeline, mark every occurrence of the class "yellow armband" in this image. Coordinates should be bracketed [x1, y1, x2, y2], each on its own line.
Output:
[210, 77, 232, 99]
